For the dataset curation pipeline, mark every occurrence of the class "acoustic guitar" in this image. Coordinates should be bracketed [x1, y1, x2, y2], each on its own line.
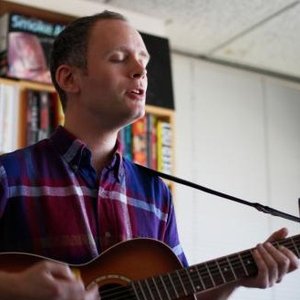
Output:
[0, 235, 299, 300]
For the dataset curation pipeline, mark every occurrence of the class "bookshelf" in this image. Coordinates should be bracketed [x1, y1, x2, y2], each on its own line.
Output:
[0, 0, 176, 181]
[0, 77, 61, 151]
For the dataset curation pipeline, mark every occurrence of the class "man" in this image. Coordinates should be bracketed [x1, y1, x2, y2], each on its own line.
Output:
[0, 11, 298, 300]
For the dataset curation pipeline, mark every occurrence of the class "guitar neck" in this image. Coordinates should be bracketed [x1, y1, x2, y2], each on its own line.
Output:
[130, 234, 300, 299]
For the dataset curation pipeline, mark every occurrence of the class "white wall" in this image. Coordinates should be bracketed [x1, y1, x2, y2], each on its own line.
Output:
[172, 53, 300, 300]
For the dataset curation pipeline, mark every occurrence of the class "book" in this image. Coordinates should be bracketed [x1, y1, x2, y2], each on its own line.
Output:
[25, 90, 63, 146]
[132, 116, 147, 166]
[38, 91, 50, 141]
[26, 90, 39, 145]
[119, 124, 132, 160]
[119, 115, 171, 171]
[157, 120, 172, 174]
[146, 113, 157, 169]
[0, 12, 65, 83]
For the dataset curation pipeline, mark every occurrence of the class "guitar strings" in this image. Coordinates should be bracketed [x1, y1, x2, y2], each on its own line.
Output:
[97, 238, 300, 300]
[100, 285, 136, 300]
[181, 238, 300, 291]
[98, 238, 300, 299]
[98, 257, 247, 300]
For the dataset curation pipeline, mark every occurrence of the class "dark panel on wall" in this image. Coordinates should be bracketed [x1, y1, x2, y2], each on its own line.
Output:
[141, 32, 175, 109]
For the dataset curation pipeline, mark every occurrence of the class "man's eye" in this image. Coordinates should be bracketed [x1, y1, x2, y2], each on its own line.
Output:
[110, 55, 126, 62]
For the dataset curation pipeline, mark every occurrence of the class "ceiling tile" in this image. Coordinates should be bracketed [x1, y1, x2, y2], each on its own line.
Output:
[83, 0, 300, 79]
[211, 4, 300, 77]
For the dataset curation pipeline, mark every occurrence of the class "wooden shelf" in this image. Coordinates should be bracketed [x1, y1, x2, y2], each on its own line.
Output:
[0, 78, 55, 92]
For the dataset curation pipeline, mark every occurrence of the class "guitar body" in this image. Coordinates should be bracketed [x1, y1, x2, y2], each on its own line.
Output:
[0, 238, 195, 300]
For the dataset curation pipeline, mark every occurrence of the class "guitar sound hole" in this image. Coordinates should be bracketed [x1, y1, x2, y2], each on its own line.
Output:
[99, 283, 119, 294]
[99, 283, 134, 299]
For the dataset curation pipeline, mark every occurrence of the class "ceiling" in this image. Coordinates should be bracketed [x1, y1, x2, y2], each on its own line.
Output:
[84, 0, 300, 82]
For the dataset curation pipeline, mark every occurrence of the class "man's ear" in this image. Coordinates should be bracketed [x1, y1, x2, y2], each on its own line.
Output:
[55, 64, 80, 94]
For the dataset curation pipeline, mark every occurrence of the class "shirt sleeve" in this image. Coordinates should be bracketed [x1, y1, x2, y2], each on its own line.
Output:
[162, 184, 189, 267]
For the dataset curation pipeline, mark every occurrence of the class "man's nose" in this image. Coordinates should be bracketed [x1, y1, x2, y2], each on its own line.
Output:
[130, 60, 147, 79]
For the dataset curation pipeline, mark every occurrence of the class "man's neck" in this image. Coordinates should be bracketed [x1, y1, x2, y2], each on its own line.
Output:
[63, 121, 118, 173]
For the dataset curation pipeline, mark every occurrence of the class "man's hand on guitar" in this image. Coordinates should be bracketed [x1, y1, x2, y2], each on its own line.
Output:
[240, 227, 299, 289]
[0, 261, 99, 300]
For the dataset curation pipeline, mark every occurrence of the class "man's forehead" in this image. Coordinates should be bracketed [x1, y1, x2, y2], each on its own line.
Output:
[89, 19, 149, 53]
[91, 18, 136, 37]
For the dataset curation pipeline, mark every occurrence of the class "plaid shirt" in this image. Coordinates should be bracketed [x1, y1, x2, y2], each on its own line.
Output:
[0, 126, 187, 266]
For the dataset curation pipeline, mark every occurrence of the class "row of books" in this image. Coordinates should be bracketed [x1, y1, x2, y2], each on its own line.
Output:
[0, 84, 63, 153]
[25, 90, 63, 146]
[119, 114, 173, 174]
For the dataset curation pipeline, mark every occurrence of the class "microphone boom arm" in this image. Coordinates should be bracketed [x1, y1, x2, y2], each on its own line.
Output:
[140, 165, 300, 224]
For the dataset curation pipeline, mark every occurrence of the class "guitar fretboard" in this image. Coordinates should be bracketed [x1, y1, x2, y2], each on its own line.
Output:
[128, 234, 300, 300]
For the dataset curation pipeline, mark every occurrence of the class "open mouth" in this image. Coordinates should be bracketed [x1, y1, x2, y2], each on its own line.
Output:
[130, 89, 144, 95]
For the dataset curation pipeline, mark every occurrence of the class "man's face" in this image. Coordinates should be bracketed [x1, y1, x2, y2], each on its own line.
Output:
[76, 19, 150, 129]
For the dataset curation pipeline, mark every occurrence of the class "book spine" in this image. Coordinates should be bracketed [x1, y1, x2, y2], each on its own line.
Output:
[146, 113, 158, 169]
[0, 14, 9, 52]
[26, 90, 39, 145]
[123, 124, 132, 160]
[157, 120, 172, 174]
[10, 84, 21, 150]
[132, 116, 147, 166]
[38, 91, 50, 140]
[0, 13, 9, 76]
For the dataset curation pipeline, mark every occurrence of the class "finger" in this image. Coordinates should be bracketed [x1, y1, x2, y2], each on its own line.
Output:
[266, 228, 288, 243]
[39, 261, 76, 281]
[256, 243, 278, 287]
[54, 280, 85, 299]
[279, 246, 300, 272]
[251, 246, 269, 288]
[86, 282, 100, 300]
[264, 243, 289, 283]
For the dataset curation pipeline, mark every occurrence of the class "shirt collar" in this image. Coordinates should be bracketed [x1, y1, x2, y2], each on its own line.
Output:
[50, 126, 124, 181]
